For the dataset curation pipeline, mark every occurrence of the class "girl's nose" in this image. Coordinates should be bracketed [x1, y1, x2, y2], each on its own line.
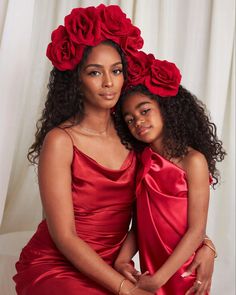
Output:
[135, 118, 145, 127]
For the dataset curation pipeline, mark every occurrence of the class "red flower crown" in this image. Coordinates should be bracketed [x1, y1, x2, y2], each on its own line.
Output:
[46, 4, 143, 71]
[126, 51, 182, 97]
[46, 4, 181, 97]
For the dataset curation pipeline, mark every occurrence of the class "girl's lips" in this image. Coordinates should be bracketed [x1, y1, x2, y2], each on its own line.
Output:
[137, 126, 150, 136]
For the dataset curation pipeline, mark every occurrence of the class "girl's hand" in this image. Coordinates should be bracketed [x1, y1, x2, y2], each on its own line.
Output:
[114, 260, 140, 283]
[118, 278, 154, 295]
[136, 273, 158, 293]
[183, 244, 214, 294]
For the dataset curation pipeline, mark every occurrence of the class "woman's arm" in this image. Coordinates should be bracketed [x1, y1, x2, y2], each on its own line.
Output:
[137, 150, 210, 293]
[39, 128, 152, 295]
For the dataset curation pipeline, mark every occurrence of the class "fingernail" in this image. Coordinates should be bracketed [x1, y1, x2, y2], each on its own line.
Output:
[181, 271, 192, 278]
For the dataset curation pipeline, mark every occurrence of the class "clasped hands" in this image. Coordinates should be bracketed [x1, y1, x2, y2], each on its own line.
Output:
[115, 261, 158, 294]
[114, 255, 212, 295]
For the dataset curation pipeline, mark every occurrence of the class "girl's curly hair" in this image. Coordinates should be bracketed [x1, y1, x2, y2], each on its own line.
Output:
[114, 84, 226, 187]
[27, 40, 127, 165]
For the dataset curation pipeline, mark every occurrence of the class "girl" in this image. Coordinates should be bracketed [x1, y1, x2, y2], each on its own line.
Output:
[114, 57, 225, 295]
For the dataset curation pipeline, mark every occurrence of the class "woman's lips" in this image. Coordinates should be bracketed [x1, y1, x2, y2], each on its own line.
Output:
[99, 92, 116, 99]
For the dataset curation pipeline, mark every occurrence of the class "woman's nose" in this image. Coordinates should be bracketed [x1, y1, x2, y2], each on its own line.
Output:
[102, 73, 113, 87]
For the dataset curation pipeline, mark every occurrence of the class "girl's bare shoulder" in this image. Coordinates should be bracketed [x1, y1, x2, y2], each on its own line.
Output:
[182, 148, 208, 175]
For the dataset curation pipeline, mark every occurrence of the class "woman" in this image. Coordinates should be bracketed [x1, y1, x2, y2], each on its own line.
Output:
[13, 5, 215, 295]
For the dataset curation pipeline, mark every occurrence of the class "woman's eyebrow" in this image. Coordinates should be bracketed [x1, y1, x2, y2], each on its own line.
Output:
[83, 61, 122, 70]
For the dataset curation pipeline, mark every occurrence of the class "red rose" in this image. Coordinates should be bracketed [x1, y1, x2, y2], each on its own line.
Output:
[145, 59, 182, 96]
[99, 5, 130, 36]
[98, 5, 143, 51]
[46, 25, 85, 71]
[65, 7, 101, 46]
[121, 26, 144, 52]
[127, 51, 155, 86]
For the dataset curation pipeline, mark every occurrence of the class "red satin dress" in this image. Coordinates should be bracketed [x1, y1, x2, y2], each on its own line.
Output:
[13, 146, 137, 295]
[136, 147, 205, 295]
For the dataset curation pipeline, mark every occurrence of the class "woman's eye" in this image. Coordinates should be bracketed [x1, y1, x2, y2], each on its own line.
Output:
[88, 71, 100, 76]
[113, 68, 123, 75]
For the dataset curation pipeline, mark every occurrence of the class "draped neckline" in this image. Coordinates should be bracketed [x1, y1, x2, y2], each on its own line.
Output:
[73, 145, 134, 172]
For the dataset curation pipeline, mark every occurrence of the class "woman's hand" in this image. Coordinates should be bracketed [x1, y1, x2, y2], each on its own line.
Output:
[183, 244, 215, 294]
[114, 260, 140, 283]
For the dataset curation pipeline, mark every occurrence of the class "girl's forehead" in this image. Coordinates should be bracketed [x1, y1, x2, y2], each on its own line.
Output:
[122, 92, 155, 113]
[124, 92, 152, 104]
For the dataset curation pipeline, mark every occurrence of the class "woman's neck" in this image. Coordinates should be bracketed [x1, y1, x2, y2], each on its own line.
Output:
[76, 110, 113, 136]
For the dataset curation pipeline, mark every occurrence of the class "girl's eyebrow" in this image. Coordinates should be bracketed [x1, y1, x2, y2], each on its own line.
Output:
[123, 101, 151, 117]
[83, 61, 122, 70]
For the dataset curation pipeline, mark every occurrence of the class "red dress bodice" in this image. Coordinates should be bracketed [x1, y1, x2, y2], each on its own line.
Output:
[136, 147, 205, 295]
[13, 147, 137, 295]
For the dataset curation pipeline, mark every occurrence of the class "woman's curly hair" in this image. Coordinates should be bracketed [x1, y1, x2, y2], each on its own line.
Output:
[114, 84, 226, 187]
[27, 40, 127, 165]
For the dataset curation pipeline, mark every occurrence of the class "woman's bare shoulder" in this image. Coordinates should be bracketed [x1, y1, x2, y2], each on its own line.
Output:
[40, 127, 74, 163]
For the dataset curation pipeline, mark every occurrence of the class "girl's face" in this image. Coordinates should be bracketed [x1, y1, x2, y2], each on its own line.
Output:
[79, 43, 124, 111]
[122, 92, 164, 146]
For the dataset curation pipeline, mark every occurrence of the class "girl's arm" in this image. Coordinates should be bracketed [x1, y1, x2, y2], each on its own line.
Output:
[39, 128, 152, 295]
[114, 228, 140, 283]
[138, 150, 210, 292]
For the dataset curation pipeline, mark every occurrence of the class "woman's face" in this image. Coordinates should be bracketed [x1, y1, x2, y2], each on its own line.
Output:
[79, 43, 124, 111]
[122, 92, 164, 145]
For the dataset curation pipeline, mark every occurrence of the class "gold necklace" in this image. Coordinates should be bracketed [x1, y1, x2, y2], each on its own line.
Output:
[78, 121, 111, 136]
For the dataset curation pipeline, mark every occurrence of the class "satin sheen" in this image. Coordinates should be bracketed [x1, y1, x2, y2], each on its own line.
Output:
[13, 147, 137, 295]
[136, 147, 208, 295]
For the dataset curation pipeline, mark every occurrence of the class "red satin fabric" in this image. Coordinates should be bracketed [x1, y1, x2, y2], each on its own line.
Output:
[136, 147, 205, 295]
[13, 147, 137, 295]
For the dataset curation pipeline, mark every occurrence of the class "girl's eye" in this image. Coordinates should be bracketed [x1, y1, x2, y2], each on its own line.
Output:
[88, 71, 100, 76]
[141, 109, 150, 115]
[113, 68, 123, 75]
[126, 118, 134, 125]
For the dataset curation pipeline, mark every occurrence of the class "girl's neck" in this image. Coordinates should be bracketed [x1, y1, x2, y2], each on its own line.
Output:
[150, 140, 165, 157]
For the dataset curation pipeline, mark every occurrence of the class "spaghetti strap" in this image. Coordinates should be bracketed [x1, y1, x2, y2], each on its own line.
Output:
[57, 127, 74, 147]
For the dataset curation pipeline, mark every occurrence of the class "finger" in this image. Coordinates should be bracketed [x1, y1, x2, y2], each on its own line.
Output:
[192, 279, 208, 295]
[185, 280, 201, 295]
[131, 268, 141, 276]
[129, 268, 141, 282]
[133, 272, 142, 280]
[197, 280, 211, 295]
[185, 286, 196, 295]
[124, 271, 138, 283]
[182, 261, 199, 278]
[141, 271, 149, 276]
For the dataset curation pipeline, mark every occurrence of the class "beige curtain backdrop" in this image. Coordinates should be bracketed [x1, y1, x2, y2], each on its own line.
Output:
[0, 0, 235, 294]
